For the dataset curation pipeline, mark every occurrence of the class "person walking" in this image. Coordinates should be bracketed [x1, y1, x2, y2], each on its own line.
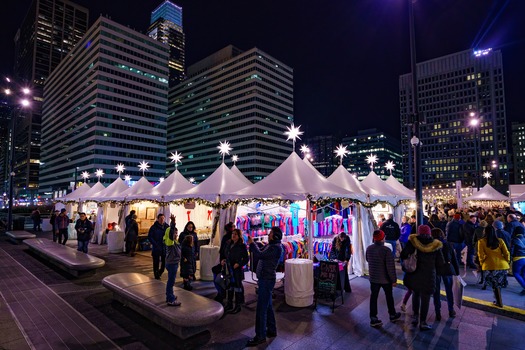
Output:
[505, 214, 521, 237]
[31, 209, 41, 231]
[75, 212, 93, 253]
[446, 213, 465, 266]
[148, 214, 169, 280]
[125, 214, 139, 256]
[50, 210, 59, 242]
[224, 229, 249, 314]
[366, 230, 401, 327]
[180, 235, 196, 290]
[329, 231, 352, 292]
[510, 226, 525, 295]
[214, 222, 235, 303]
[246, 227, 283, 347]
[400, 225, 444, 331]
[431, 228, 459, 320]
[462, 215, 478, 268]
[400, 216, 411, 251]
[164, 214, 181, 306]
[493, 221, 511, 251]
[477, 226, 510, 307]
[381, 214, 401, 259]
[55, 209, 70, 245]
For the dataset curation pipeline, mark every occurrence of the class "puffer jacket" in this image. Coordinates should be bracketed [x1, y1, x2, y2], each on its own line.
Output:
[249, 240, 283, 280]
[477, 238, 510, 271]
[400, 234, 444, 295]
[366, 242, 396, 284]
[446, 219, 464, 243]
[511, 231, 525, 260]
[180, 241, 195, 278]
[437, 239, 459, 276]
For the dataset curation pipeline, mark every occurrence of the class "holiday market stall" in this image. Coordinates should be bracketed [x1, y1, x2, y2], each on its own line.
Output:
[463, 183, 509, 208]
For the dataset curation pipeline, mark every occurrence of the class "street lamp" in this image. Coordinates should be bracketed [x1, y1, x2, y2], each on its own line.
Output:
[469, 115, 481, 190]
[4, 78, 32, 230]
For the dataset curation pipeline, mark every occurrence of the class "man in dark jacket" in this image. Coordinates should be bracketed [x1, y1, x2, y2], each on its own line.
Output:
[461, 215, 478, 268]
[125, 214, 139, 256]
[446, 213, 465, 266]
[148, 213, 169, 280]
[125, 210, 136, 228]
[55, 209, 70, 245]
[493, 220, 511, 250]
[366, 230, 401, 328]
[246, 227, 283, 347]
[506, 214, 522, 237]
[381, 214, 401, 259]
[75, 212, 93, 253]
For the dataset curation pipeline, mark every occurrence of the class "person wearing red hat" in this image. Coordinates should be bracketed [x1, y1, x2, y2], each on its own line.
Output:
[400, 225, 445, 331]
[366, 230, 401, 327]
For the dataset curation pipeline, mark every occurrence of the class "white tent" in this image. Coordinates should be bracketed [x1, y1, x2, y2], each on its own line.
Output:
[515, 192, 525, 202]
[55, 183, 92, 202]
[231, 165, 252, 186]
[361, 171, 411, 205]
[105, 177, 153, 202]
[386, 175, 415, 199]
[464, 183, 509, 202]
[77, 182, 106, 201]
[327, 165, 370, 203]
[149, 169, 194, 198]
[83, 178, 129, 202]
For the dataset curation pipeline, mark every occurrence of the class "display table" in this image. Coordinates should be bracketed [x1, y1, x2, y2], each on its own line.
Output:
[284, 258, 314, 307]
[199, 245, 220, 281]
[107, 231, 125, 253]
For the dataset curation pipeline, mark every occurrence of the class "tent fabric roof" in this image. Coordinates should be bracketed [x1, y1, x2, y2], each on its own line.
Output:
[464, 183, 509, 202]
[386, 175, 415, 199]
[75, 182, 106, 202]
[228, 152, 351, 201]
[361, 171, 411, 205]
[166, 163, 250, 202]
[326, 166, 369, 203]
[106, 177, 154, 201]
[56, 183, 91, 202]
[138, 169, 195, 200]
[230, 165, 253, 186]
[84, 178, 130, 202]
[515, 192, 525, 202]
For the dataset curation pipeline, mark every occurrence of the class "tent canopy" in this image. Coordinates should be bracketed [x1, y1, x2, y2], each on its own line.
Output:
[386, 175, 415, 199]
[74, 182, 105, 202]
[106, 177, 153, 202]
[84, 178, 129, 202]
[231, 165, 253, 186]
[464, 183, 509, 202]
[361, 171, 411, 205]
[128, 169, 195, 201]
[326, 165, 369, 203]
[56, 183, 91, 202]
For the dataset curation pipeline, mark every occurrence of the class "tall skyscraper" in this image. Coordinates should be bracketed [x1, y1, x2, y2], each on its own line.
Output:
[0, 101, 12, 195]
[512, 122, 525, 185]
[39, 16, 170, 194]
[342, 129, 403, 182]
[399, 49, 509, 192]
[13, 0, 88, 200]
[167, 45, 294, 182]
[148, 0, 185, 86]
[305, 135, 339, 176]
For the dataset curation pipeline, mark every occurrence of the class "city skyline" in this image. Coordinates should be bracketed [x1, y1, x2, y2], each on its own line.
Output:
[1, 0, 523, 138]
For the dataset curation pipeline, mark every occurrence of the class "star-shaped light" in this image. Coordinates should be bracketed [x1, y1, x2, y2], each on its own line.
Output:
[95, 169, 104, 181]
[483, 171, 492, 183]
[124, 175, 131, 182]
[189, 177, 195, 183]
[81, 171, 90, 182]
[334, 144, 349, 165]
[284, 123, 303, 151]
[232, 155, 239, 165]
[385, 160, 396, 175]
[365, 154, 378, 171]
[115, 163, 126, 177]
[300, 144, 310, 157]
[159, 177, 165, 183]
[217, 141, 232, 162]
[138, 161, 150, 176]
[169, 151, 183, 169]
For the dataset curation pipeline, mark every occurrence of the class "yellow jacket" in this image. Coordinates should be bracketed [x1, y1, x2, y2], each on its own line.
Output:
[477, 238, 510, 271]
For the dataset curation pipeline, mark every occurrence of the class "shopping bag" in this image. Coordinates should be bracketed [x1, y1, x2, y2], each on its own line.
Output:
[452, 275, 467, 309]
[402, 249, 417, 273]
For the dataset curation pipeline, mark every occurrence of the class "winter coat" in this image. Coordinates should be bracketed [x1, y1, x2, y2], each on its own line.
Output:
[220, 231, 233, 261]
[148, 221, 168, 254]
[249, 240, 283, 280]
[179, 229, 199, 259]
[473, 226, 485, 246]
[75, 219, 93, 242]
[329, 236, 352, 262]
[505, 219, 522, 237]
[226, 240, 249, 285]
[446, 219, 464, 243]
[50, 214, 57, 227]
[180, 241, 195, 278]
[477, 238, 510, 271]
[511, 232, 525, 260]
[125, 219, 139, 242]
[366, 242, 397, 284]
[437, 239, 459, 276]
[400, 223, 411, 243]
[495, 229, 511, 251]
[164, 222, 181, 265]
[461, 221, 477, 245]
[56, 214, 70, 230]
[381, 219, 401, 241]
[400, 234, 444, 295]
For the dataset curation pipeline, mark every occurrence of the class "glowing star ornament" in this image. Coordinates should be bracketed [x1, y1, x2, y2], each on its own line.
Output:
[334, 144, 349, 165]
[232, 155, 239, 165]
[217, 141, 232, 162]
[300, 144, 310, 157]
[169, 151, 183, 169]
[284, 123, 303, 152]
[95, 169, 104, 181]
[159, 177, 165, 183]
[189, 177, 195, 183]
[365, 154, 378, 171]
[115, 163, 126, 177]
[81, 171, 90, 182]
[385, 160, 396, 175]
[138, 161, 150, 176]
[124, 175, 132, 182]
[483, 171, 492, 183]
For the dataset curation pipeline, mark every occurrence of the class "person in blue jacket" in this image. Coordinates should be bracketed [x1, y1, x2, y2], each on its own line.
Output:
[148, 213, 169, 280]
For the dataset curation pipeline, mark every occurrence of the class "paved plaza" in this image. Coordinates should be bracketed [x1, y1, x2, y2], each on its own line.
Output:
[1, 230, 525, 350]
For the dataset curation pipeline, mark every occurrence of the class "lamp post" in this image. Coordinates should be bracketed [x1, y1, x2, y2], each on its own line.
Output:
[4, 78, 32, 230]
[469, 114, 481, 190]
[74, 167, 79, 190]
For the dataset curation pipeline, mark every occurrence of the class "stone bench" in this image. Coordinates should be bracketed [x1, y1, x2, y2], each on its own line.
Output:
[102, 273, 224, 339]
[24, 238, 105, 277]
[5, 230, 36, 244]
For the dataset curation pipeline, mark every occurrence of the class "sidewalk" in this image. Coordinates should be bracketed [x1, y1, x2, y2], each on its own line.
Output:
[1, 230, 524, 349]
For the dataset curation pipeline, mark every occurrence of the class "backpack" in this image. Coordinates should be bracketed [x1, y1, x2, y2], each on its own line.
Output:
[402, 249, 417, 273]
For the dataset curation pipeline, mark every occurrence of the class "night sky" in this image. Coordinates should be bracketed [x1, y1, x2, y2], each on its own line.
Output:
[1, 0, 524, 139]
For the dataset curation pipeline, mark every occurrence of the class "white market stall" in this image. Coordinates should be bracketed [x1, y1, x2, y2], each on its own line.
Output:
[463, 183, 510, 208]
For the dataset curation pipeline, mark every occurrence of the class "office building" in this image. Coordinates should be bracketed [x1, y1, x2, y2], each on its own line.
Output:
[0, 101, 11, 195]
[39, 16, 169, 194]
[305, 135, 339, 177]
[342, 128, 403, 182]
[399, 49, 509, 192]
[148, 0, 185, 86]
[13, 0, 89, 199]
[167, 45, 293, 182]
[512, 122, 525, 185]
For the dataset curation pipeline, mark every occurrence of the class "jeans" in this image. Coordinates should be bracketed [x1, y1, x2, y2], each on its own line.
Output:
[370, 282, 396, 318]
[58, 228, 68, 245]
[433, 275, 454, 312]
[452, 242, 465, 265]
[386, 240, 397, 258]
[255, 278, 276, 339]
[152, 250, 166, 278]
[465, 242, 475, 266]
[513, 259, 525, 289]
[166, 263, 179, 303]
[412, 290, 431, 324]
[77, 240, 89, 253]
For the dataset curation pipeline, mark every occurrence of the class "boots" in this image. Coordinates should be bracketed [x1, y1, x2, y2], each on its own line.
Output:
[183, 280, 193, 291]
[229, 291, 244, 314]
[493, 287, 503, 307]
[478, 271, 484, 284]
[225, 290, 234, 312]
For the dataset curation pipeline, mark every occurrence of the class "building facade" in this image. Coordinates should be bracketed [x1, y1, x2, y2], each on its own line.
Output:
[512, 122, 525, 185]
[148, 0, 185, 86]
[0, 101, 11, 196]
[167, 45, 293, 182]
[399, 49, 509, 192]
[305, 135, 339, 177]
[342, 128, 403, 182]
[13, 0, 89, 200]
[39, 16, 169, 195]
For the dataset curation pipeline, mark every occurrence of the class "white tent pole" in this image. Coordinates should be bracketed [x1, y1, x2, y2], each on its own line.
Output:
[307, 200, 313, 260]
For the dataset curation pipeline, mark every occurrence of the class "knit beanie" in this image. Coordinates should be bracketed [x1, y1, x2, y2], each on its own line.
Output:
[373, 230, 385, 241]
[479, 220, 488, 228]
[493, 220, 504, 230]
[417, 225, 431, 236]
[453, 213, 461, 220]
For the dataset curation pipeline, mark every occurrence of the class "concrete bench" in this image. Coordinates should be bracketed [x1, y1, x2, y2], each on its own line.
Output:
[5, 230, 36, 244]
[24, 238, 105, 277]
[102, 273, 224, 339]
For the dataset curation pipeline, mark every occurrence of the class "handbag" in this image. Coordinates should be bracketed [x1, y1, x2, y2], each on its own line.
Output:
[214, 268, 231, 290]
[402, 249, 417, 273]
